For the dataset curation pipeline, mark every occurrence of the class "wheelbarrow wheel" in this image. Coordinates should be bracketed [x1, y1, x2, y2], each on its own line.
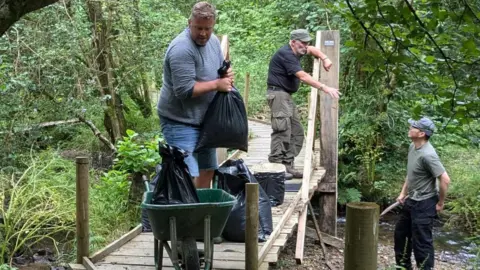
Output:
[181, 237, 199, 270]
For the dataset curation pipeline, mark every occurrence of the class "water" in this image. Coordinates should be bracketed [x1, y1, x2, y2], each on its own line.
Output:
[336, 215, 478, 265]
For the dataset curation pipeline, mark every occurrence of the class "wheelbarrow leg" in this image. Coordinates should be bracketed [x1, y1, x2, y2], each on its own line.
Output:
[154, 238, 164, 270]
[169, 217, 182, 270]
[204, 215, 212, 270]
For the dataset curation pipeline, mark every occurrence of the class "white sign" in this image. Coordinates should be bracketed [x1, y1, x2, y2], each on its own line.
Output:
[324, 40, 335, 46]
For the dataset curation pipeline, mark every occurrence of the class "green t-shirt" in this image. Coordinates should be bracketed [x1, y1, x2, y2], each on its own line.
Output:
[407, 141, 446, 201]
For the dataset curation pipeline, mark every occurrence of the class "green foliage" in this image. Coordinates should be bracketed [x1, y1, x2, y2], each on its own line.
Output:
[0, 151, 76, 264]
[441, 145, 480, 235]
[338, 187, 362, 205]
[113, 129, 162, 174]
[0, 265, 17, 270]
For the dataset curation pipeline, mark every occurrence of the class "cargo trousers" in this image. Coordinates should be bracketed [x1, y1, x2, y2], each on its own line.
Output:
[394, 195, 438, 270]
[267, 90, 304, 165]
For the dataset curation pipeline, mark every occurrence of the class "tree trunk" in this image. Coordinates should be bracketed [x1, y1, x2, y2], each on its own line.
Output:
[0, 0, 59, 36]
[131, 0, 152, 118]
[129, 172, 144, 205]
[86, 0, 126, 143]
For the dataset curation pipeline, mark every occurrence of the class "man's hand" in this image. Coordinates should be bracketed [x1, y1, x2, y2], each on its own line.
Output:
[216, 77, 233, 92]
[226, 67, 234, 85]
[436, 202, 444, 212]
[322, 58, 332, 71]
[322, 84, 340, 99]
[397, 194, 407, 204]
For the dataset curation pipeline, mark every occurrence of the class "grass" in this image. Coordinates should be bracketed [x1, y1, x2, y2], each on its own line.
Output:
[440, 144, 480, 235]
[0, 150, 140, 265]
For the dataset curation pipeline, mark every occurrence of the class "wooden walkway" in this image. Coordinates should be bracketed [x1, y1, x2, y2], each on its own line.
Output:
[73, 119, 326, 270]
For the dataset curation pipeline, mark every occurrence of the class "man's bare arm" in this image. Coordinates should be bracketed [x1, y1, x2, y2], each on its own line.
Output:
[295, 70, 340, 98]
[397, 177, 408, 204]
[307, 46, 332, 71]
[437, 172, 451, 211]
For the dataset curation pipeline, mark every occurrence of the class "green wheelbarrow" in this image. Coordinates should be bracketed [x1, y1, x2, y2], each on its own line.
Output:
[141, 181, 236, 270]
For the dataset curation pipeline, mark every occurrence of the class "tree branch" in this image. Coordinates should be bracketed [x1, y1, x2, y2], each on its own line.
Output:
[462, 0, 480, 23]
[346, 0, 386, 54]
[403, 0, 459, 110]
[0, 0, 60, 36]
[78, 115, 117, 153]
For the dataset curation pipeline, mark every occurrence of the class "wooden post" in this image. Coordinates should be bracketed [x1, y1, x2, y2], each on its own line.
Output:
[344, 202, 379, 270]
[294, 30, 321, 264]
[245, 183, 259, 270]
[76, 157, 90, 263]
[244, 72, 250, 116]
[318, 30, 340, 236]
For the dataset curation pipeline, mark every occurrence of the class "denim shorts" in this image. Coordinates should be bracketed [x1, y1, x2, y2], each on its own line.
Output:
[160, 117, 218, 177]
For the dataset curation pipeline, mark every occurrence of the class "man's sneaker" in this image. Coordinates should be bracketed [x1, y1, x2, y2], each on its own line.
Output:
[284, 171, 293, 180]
[284, 163, 303, 179]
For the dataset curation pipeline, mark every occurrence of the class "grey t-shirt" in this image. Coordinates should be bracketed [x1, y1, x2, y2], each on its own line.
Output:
[157, 28, 224, 126]
[407, 141, 446, 201]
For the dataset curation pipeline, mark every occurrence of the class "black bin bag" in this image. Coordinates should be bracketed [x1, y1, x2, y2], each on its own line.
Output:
[195, 60, 248, 152]
[215, 159, 273, 242]
[151, 144, 199, 205]
[255, 172, 285, 207]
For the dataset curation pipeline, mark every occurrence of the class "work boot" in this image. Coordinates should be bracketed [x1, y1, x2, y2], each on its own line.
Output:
[268, 158, 293, 180]
[283, 162, 303, 179]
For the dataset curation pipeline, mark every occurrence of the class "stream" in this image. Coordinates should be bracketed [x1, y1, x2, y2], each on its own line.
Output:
[336, 214, 478, 265]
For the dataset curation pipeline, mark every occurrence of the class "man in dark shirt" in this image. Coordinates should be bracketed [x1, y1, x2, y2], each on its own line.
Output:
[267, 29, 340, 178]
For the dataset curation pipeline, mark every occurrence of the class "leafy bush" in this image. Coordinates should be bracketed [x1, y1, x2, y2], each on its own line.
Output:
[114, 129, 162, 174]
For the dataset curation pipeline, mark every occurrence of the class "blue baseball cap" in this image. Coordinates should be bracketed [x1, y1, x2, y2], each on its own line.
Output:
[408, 117, 435, 136]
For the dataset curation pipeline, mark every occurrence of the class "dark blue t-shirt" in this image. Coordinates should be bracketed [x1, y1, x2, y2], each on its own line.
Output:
[267, 44, 303, 93]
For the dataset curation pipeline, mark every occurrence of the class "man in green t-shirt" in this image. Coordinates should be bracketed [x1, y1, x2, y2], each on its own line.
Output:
[394, 117, 451, 270]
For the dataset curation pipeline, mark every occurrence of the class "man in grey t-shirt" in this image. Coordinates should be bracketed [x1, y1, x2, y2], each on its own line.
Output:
[157, 2, 233, 188]
[394, 117, 451, 270]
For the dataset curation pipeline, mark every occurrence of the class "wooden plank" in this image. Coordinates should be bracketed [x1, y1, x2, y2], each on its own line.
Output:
[295, 30, 321, 265]
[304, 226, 344, 249]
[111, 246, 281, 257]
[318, 182, 336, 193]
[90, 224, 142, 263]
[109, 249, 279, 262]
[99, 255, 247, 269]
[319, 30, 340, 236]
[96, 265, 172, 270]
[257, 189, 301, 266]
[69, 264, 86, 270]
[83, 257, 97, 270]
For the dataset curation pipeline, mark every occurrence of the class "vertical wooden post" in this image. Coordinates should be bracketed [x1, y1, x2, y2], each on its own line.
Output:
[318, 30, 340, 236]
[344, 202, 379, 270]
[244, 72, 250, 116]
[76, 157, 90, 263]
[245, 183, 259, 270]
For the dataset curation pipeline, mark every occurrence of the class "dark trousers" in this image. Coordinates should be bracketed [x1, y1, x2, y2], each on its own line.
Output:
[394, 196, 438, 270]
[266, 90, 304, 164]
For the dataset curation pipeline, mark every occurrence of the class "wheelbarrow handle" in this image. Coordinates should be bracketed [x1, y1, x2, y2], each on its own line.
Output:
[142, 175, 151, 192]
